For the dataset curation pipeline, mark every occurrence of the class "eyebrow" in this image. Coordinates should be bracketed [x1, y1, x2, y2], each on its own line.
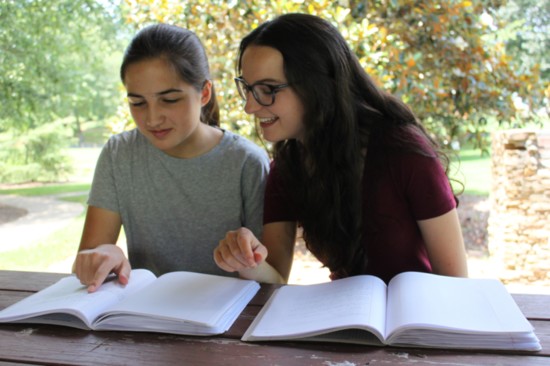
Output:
[255, 78, 286, 84]
[127, 88, 184, 98]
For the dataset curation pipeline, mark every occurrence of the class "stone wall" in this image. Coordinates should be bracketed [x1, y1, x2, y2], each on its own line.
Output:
[488, 129, 550, 284]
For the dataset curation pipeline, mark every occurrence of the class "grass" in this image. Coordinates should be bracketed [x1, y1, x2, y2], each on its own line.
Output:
[450, 148, 491, 196]
[0, 215, 85, 271]
[0, 183, 91, 271]
[0, 183, 91, 196]
[0, 147, 99, 272]
[0, 146, 492, 272]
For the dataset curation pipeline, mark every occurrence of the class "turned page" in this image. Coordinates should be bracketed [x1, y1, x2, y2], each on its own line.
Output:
[0, 269, 157, 328]
[243, 275, 388, 341]
[384, 272, 533, 340]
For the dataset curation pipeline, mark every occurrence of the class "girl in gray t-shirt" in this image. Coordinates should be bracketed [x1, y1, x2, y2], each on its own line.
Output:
[72, 24, 269, 293]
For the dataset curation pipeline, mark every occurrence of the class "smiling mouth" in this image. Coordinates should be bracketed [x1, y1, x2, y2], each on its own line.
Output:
[259, 117, 277, 127]
[150, 128, 172, 138]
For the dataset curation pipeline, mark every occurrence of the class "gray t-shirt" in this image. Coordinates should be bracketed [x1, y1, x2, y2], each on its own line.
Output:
[88, 128, 270, 277]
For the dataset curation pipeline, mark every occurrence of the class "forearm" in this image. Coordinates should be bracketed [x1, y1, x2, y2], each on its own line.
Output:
[77, 206, 122, 251]
[419, 209, 468, 277]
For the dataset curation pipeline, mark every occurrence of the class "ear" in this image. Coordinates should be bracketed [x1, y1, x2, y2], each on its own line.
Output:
[201, 80, 213, 106]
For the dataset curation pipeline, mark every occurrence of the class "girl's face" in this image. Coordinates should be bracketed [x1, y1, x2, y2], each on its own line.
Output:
[240, 45, 305, 143]
[124, 57, 211, 158]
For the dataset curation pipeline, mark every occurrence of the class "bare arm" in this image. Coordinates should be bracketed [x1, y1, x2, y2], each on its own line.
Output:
[417, 208, 468, 277]
[72, 205, 130, 292]
[214, 221, 296, 284]
[77, 205, 122, 251]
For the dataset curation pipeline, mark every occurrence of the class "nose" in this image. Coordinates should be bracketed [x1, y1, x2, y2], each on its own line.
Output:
[146, 104, 164, 128]
[243, 94, 262, 115]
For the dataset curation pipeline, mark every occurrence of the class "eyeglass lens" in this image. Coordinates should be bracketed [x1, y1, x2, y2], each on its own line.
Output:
[235, 79, 276, 106]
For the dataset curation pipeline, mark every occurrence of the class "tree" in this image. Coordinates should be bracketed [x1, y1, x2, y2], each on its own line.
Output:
[119, 0, 546, 153]
[0, 0, 126, 182]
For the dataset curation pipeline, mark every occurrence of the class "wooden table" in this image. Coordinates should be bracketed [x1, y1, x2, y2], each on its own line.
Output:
[0, 271, 548, 365]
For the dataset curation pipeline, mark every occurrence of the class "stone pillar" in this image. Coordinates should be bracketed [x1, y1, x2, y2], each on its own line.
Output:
[488, 129, 550, 284]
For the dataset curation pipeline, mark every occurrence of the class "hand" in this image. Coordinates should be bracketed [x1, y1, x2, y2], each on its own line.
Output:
[214, 227, 268, 273]
[73, 244, 131, 293]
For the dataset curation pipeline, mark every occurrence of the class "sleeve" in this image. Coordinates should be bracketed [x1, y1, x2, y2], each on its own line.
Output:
[87, 139, 120, 213]
[241, 147, 270, 239]
[400, 152, 456, 220]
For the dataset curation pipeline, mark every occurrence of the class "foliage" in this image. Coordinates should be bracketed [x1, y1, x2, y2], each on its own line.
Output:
[0, 0, 126, 182]
[0, 0, 547, 184]
[495, 0, 549, 82]
[0, 120, 75, 183]
[0, 0, 125, 132]
[117, 0, 547, 153]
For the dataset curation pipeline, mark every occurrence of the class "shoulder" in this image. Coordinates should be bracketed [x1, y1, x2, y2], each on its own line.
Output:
[220, 130, 269, 163]
[98, 129, 151, 166]
[374, 124, 437, 157]
[103, 129, 145, 151]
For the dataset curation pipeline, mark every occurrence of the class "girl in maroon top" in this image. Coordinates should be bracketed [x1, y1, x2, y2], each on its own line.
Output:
[214, 13, 468, 284]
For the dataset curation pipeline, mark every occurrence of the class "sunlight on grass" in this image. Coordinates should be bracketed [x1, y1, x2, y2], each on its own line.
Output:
[0, 183, 91, 196]
[0, 215, 85, 271]
[450, 148, 491, 196]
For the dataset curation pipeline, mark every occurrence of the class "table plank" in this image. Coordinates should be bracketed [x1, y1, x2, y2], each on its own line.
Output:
[0, 325, 548, 366]
[513, 294, 550, 320]
[0, 271, 65, 292]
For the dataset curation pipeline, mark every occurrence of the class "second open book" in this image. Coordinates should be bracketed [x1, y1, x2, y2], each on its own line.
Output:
[242, 272, 541, 351]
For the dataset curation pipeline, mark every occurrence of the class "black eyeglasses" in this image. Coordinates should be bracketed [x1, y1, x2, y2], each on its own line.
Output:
[234, 77, 289, 107]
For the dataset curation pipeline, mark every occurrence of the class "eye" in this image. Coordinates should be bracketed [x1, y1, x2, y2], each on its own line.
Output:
[255, 84, 274, 96]
[162, 98, 182, 104]
[128, 101, 146, 107]
[127, 97, 146, 107]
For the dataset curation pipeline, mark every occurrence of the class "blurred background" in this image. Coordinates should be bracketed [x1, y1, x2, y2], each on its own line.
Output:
[0, 0, 548, 287]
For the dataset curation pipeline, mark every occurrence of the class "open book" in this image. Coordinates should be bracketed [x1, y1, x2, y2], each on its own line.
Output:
[0, 269, 259, 336]
[242, 272, 541, 351]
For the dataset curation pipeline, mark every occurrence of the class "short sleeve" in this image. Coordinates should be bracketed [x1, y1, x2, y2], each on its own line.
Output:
[87, 139, 120, 213]
[399, 152, 456, 220]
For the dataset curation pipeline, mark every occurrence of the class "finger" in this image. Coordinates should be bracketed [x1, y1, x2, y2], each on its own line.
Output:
[236, 229, 256, 266]
[223, 234, 253, 268]
[115, 260, 132, 285]
[214, 248, 237, 272]
[253, 244, 268, 264]
[75, 249, 108, 286]
[88, 261, 115, 293]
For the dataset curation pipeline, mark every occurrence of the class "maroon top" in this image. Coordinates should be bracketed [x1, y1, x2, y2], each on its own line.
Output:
[264, 132, 456, 283]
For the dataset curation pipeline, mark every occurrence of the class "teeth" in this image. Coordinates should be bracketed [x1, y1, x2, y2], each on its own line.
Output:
[259, 117, 277, 123]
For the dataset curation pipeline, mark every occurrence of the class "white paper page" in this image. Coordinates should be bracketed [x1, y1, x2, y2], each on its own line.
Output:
[95, 271, 259, 329]
[385, 272, 534, 339]
[243, 275, 387, 340]
[0, 269, 156, 328]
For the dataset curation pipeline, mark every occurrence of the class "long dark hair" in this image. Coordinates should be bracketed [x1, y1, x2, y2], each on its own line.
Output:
[238, 13, 454, 276]
[121, 23, 219, 126]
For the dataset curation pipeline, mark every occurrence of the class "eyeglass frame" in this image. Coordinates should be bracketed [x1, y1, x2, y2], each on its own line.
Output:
[234, 77, 290, 107]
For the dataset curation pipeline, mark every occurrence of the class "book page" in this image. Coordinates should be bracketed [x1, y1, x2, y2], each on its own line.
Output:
[94, 271, 260, 332]
[242, 275, 387, 342]
[385, 272, 535, 340]
[0, 269, 156, 329]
